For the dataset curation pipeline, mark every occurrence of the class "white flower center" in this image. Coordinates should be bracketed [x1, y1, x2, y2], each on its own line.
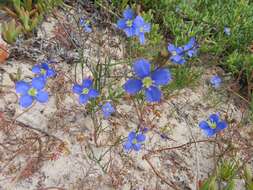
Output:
[126, 20, 133, 27]
[142, 77, 153, 88]
[28, 88, 37, 96]
[82, 88, 89, 95]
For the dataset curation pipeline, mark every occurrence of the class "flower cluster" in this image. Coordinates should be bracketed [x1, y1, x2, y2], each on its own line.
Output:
[79, 18, 92, 33]
[123, 59, 171, 102]
[15, 59, 55, 108]
[168, 37, 198, 64]
[117, 8, 151, 45]
[199, 113, 227, 137]
[72, 79, 116, 120]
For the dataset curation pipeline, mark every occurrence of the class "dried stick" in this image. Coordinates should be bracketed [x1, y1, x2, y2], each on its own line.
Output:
[142, 140, 215, 189]
[143, 156, 180, 190]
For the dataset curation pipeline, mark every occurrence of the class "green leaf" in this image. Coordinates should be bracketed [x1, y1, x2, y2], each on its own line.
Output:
[200, 176, 218, 190]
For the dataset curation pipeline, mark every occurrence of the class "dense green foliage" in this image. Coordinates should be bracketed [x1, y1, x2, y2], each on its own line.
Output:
[0, 0, 63, 43]
[109, 0, 253, 103]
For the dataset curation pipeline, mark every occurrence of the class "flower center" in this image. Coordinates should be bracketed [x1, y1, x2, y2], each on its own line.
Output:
[139, 27, 144, 32]
[132, 139, 137, 144]
[84, 20, 90, 26]
[41, 68, 46, 75]
[142, 77, 153, 88]
[82, 88, 89, 95]
[126, 20, 133, 27]
[172, 51, 177, 56]
[105, 107, 111, 112]
[28, 88, 37, 96]
[208, 121, 217, 129]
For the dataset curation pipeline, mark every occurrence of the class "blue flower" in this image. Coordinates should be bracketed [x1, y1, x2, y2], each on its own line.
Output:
[72, 78, 99, 104]
[123, 59, 171, 102]
[224, 27, 231, 36]
[183, 37, 198, 58]
[102, 102, 115, 119]
[123, 131, 146, 152]
[168, 37, 198, 64]
[117, 8, 136, 37]
[32, 62, 56, 80]
[15, 77, 49, 108]
[80, 18, 92, 33]
[167, 44, 186, 64]
[210, 75, 222, 88]
[133, 16, 151, 44]
[199, 114, 227, 137]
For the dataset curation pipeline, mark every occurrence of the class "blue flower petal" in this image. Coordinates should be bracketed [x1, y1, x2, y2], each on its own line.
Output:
[209, 114, 220, 124]
[216, 121, 227, 132]
[177, 59, 186, 65]
[184, 37, 196, 51]
[19, 95, 33, 108]
[176, 47, 184, 54]
[128, 131, 136, 141]
[123, 8, 134, 19]
[117, 19, 127, 29]
[133, 59, 151, 78]
[138, 33, 146, 44]
[84, 26, 92, 33]
[203, 128, 216, 137]
[36, 91, 49, 103]
[168, 44, 177, 52]
[124, 27, 135, 37]
[171, 56, 186, 65]
[79, 18, 85, 26]
[103, 112, 110, 119]
[15, 81, 30, 95]
[88, 89, 99, 98]
[143, 23, 151, 33]
[133, 16, 144, 27]
[145, 86, 161, 102]
[123, 141, 132, 151]
[187, 49, 197, 57]
[32, 65, 41, 74]
[32, 77, 45, 90]
[133, 143, 141, 151]
[199, 121, 210, 129]
[72, 84, 83, 94]
[79, 94, 89, 104]
[123, 79, 142, 95]
[151, 68, 171, 86]
[41, 63, 49, 70]
[46, 68, 56, 78]
[171, 55, 183, 63]
[82, 79, 93, 88]
[136, 134, 146, 142]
